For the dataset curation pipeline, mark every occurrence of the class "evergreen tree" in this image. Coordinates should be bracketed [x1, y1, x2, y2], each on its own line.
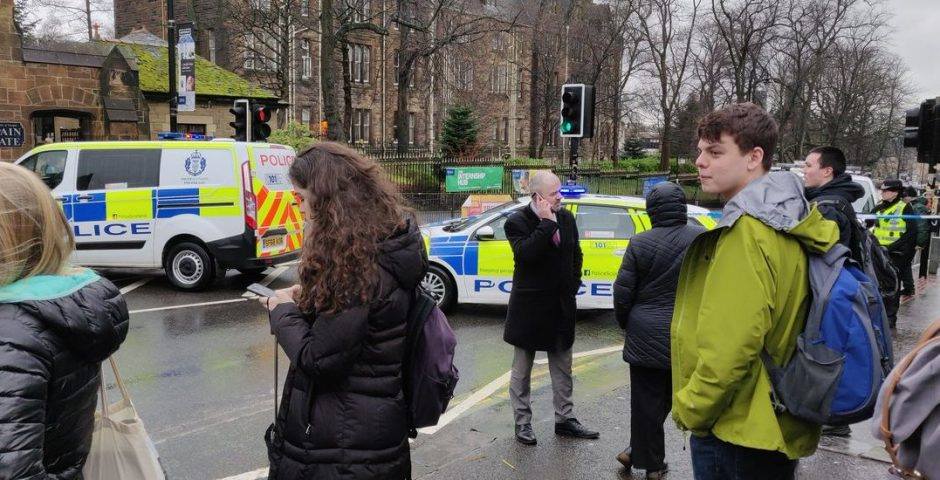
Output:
[440, 105, 478, 158]
[622, 138, 645, 159]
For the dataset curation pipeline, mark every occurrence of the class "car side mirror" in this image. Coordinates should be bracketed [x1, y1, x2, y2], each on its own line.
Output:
[475, 225, 496, 240]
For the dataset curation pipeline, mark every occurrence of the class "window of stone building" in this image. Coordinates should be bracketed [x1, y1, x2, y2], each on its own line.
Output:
[302, 108, 311, 125]
[459, 61, 473, 90]
[490, 63, 508, 93]
[393, 51, 414, 87]
[503, 117, 510, 144]
[301, 0, 309, 16]
[408, 113, 415, 145]
[354, 0, 371, 21]
[252, 0, 270, 10]
[350, 109, 371, 143]
[302, 39, 312, 79]
[483, 0, 496, 7]
[349, 44, 370, 83]
[179, 124, 206, 135]
[208, 29, 217, 64]
[517, 123, 525, 145]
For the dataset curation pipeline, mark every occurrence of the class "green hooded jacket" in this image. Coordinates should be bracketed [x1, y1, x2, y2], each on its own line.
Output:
[908, 196, 931, 248]
[671, 172, 839, 459]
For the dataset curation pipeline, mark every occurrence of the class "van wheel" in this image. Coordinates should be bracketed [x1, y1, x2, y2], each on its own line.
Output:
[422, 265, 456, 312]
[165, 242, 216, 291]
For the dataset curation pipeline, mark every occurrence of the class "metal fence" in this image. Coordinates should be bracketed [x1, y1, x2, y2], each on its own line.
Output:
[369, 153, 720, 220]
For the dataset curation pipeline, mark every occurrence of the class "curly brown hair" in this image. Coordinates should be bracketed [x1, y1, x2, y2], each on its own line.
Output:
[289, 142, 412, 314]
[697, 102, 778, 171]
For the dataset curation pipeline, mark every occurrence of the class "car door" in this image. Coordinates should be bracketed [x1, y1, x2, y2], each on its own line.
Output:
[574, 204, 639, 308]
[17, 149, 74, 223]
[467, 213, 516, 304]
[72, 148, 160, 267]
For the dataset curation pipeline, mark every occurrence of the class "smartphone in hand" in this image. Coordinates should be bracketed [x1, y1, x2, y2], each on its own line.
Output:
[247, 283, 277, 297]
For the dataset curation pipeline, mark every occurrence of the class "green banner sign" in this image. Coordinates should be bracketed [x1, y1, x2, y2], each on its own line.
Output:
[445, 166, 503, 192]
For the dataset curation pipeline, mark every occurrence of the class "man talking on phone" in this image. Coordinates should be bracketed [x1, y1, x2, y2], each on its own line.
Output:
[503, 170, 598, 445]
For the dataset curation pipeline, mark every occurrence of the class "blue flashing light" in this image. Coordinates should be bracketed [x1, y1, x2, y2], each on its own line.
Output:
[560, 184, 587, 199]
[157, 132, 214, 141]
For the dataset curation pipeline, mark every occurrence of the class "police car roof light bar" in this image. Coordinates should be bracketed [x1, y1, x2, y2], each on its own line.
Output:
[560, 184, 587, 199]
[157, 132, 214, 141]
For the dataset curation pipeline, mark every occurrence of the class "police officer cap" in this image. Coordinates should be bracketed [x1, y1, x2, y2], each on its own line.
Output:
[881, 179, 903, 192]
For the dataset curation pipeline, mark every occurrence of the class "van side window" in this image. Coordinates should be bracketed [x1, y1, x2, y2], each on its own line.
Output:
[19, 150, 68, 190]
[77, 149, 161, 191]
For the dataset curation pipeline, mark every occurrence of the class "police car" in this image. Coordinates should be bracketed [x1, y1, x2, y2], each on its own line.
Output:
[420, 194, 716, 311]
[15, 137, 302, 290]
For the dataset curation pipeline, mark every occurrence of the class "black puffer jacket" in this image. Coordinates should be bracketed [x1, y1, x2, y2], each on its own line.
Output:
[805, 173, 865, 258]
[613, 183, 704, 369]
[268, 220, 427, 480]
[0, 271, 129, 479]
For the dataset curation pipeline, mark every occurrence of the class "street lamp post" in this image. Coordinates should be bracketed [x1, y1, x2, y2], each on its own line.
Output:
[167, 0, 178, 132]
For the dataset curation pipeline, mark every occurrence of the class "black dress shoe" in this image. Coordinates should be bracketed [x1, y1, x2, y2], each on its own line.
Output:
[554, 418, 599, 439]
[646, 464, 669, 479]
[515, 424, 537, 445]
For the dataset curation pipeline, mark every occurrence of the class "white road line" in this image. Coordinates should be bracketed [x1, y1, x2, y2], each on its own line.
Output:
[129, 298, 247, 315]
[217, 468, 268, 480]
[119, 278, 151, 295]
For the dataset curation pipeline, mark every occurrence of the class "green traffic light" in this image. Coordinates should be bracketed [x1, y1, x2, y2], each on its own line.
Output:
[562, 121, 573, 133]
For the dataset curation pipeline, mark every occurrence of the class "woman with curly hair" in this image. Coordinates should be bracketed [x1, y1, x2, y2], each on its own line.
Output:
[260, 142, 427, 480]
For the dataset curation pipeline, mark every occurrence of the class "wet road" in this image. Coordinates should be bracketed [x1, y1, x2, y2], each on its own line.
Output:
[100, 266, 939, 480]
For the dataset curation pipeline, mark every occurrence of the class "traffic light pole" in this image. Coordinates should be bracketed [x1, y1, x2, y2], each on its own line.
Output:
[167, 0, 178, 132]
[568, 137, 580, 184]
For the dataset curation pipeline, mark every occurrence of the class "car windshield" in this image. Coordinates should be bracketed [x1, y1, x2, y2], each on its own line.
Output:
[442, 200, 519, 232]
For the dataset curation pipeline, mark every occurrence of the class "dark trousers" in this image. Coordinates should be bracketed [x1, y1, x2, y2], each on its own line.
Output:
[919, 246, 929, 278]
[690, 434, 797, 480]
[628, 365, 672, 470]
[891, 251, 916, 293]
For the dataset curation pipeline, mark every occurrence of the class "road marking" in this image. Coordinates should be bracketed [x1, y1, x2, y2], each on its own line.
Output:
[217, 343, 622, 480]
[242, 265, 291, 298]
[218, 468, 267, 480]
[119, 278, 151, 295]
[129, 298, 247, 315]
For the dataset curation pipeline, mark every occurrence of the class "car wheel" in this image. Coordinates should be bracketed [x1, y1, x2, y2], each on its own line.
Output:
[164, 242, 216, 291]
[422, 265, 456, 312]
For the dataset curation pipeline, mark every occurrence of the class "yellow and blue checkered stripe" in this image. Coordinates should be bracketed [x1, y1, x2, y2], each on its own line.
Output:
[69, 187, 241, 221]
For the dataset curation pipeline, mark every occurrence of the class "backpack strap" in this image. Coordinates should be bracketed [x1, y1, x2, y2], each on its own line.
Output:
[879, 318, 940, 476]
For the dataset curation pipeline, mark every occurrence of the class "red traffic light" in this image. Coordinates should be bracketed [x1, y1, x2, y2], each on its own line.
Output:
[254, 105, 269, 122]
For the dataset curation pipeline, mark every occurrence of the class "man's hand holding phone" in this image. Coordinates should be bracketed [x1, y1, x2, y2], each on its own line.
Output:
[532, 192, 556, 222]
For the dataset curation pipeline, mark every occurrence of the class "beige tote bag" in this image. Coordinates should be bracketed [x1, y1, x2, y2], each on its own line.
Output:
[82, 357, 166, 480]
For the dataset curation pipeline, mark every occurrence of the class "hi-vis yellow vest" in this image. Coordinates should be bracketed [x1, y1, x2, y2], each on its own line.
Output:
[872, 201, 907, 246]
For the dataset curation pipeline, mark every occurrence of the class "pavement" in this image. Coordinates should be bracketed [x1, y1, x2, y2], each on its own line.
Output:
[97, 264, 940, 480]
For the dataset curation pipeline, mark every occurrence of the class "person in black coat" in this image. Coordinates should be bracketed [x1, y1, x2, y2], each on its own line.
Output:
[0, 162, 129, 479]
[803, 147, 865, 257]
[613, 182, 704, 479]
[260, 143, 427, 480]
[503, 171, 598, 446]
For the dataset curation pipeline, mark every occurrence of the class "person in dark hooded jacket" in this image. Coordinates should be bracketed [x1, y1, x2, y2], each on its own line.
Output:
[802, 146, 865, 258]
[612, 182, 704, 479]
[0, 162, 129, 479]
[260, 143, 427, 480]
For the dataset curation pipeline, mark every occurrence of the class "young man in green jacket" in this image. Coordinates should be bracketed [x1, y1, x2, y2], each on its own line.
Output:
[671, 103, 839, 480]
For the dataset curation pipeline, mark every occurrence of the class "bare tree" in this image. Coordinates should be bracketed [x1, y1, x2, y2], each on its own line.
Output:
[31, 0, 111, 41]
[392, 0, 520, 152]
[710, 0, 779, 102]
[638, 0, 702, 171]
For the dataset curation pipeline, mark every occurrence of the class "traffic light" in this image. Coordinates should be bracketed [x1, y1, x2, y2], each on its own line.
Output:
[251, 102, 272, 142]
[229, 99, 250, 141]
[559, 83, 595, 138]
[904, 99, 937, 165]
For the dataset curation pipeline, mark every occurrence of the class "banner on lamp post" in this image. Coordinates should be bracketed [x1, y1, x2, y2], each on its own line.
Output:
[177, 24, 196, 112]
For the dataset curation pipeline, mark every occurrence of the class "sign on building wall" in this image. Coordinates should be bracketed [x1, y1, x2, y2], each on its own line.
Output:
[0, 122, 25, 147]
[445, 166, 504, 192]
[177, 25, 196, 112]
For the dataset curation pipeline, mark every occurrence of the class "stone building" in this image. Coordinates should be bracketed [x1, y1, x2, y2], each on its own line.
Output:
[113, 0, 625, 159]
[0, 0, 277, 162]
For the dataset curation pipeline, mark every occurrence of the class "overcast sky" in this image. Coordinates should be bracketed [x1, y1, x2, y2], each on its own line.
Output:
[889, 0, 940, 102]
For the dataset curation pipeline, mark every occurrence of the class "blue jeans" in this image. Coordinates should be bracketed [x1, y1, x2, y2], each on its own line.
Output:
[690, 434, 797, 480]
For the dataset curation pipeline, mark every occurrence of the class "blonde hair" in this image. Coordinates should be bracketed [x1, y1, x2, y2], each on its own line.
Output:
[0, 162, 75, 286]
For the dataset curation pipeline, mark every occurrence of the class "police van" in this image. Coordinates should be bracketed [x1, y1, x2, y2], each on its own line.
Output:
[420, 194, 716, 311]
[15, 139, 302, 290]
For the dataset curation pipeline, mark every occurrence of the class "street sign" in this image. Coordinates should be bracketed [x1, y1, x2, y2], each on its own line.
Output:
[445, 166, 503, 192]
[0, 122, 25, 147]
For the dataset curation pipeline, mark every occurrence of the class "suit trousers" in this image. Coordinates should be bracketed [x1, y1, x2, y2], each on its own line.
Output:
[509, 347, 574, 426]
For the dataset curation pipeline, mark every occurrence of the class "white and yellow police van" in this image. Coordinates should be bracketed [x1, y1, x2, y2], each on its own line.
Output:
[420, 194, 716, 311]
[15, 137, 302, 290]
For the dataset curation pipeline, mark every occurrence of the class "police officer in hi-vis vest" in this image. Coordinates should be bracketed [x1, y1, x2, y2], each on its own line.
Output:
[872, 179, 919, 297]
